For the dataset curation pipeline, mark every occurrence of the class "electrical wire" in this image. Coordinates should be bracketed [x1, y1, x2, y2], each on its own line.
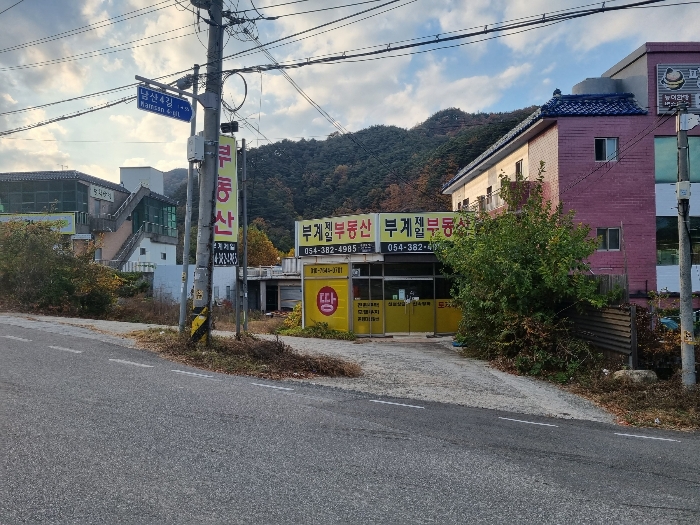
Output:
[245, 31, 447, 207]
[0, 25, 200, 72]
[0, 0, 178, 54]
[559, 111, 677, 195]
[0, 0, 682, 137]
[222, 0, 671, 75]
[0, 96, 137, 137]
[0, 0, 25, 17]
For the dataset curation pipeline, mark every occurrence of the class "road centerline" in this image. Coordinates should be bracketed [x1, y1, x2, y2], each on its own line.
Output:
[251, 382, 294, 391]
[109, 358, 154, 368]
[172, 370, 221, 381]
[614, 433, 681, 443]
[498, 417, 558, 427]
[2, 335, 31, 342]
[48, 345, 82, 354]
[370, 400, 425, 409]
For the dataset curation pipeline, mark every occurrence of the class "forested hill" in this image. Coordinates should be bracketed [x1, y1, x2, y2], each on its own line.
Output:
[167, 106, 536, 252]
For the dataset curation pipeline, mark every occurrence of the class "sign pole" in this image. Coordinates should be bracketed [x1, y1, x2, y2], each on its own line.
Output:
[191, 0, 224, 344]
[242, 138, 249, 331]
[178, 64, 200, 333]
[677, 103, 698, 386]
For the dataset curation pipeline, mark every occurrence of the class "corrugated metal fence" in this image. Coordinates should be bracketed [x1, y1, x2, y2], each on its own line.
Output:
[568, 305, 638, 368]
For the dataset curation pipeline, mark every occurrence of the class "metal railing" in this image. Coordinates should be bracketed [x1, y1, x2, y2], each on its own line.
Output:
[97, 260, 156, 273]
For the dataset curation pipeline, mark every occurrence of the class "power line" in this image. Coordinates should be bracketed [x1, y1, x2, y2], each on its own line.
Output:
[245, 31, 448, 207]
[0, 0, 26, 17]
[223, 0, 671, 75]
[0, 0, 177, 54]
[0, 96, 137, 137]
[0, 24, 200, 72]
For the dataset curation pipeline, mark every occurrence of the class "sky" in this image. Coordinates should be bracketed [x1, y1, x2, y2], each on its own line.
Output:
[0, 0, 699, 185]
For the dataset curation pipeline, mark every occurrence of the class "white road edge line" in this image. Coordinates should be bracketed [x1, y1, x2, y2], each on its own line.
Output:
[2, 335, 31, 342]
[498, 417, 558, 428]
[614, 433, 681, 443]
[172, 370, 221, 381]
[48, 346, 82, 354]
[370, 400, 425, 409]
[109, 359, 154, 368]
[251, 383, 294, 391]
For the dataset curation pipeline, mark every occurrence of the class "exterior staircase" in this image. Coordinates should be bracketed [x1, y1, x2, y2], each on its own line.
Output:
[91, 184, 151, 232]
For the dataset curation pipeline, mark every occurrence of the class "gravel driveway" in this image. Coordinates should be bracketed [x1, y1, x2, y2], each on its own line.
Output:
[0, 313, 613, 423]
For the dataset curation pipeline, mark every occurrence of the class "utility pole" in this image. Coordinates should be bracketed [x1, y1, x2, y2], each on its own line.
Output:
[191, 0, 224, 344]
[179, 63, 200, 333]
[242, 138, 249, 331]
[676, 103, 698, 387]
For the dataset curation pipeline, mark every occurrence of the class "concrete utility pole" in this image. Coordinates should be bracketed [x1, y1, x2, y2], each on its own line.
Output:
[242, 138, 249, 331]
[191, 0, 224, 344]
[676, 103, 697, 387]
[179, 64, 200, 333]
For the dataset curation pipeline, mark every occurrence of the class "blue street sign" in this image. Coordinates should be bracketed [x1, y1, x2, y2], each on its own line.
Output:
[137, 85, 193, 123]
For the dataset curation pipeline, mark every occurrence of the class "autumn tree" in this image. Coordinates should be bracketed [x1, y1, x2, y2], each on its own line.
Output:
[239, 225, 280, 267]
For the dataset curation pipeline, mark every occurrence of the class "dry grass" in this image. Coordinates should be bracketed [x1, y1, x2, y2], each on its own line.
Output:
[569, 374, 700, 431]
[131, 328, 362, 380]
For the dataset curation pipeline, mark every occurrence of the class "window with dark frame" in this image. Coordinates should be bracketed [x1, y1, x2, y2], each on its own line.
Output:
[597, 228, 620, 251]
[595, 138, 618, 162]
[139, 248, 146, 255]
[161, 252, 167, 260]
[515, 159, 523, 176]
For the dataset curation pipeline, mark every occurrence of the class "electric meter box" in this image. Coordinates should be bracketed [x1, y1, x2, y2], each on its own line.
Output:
[677, 181, 691, 200]
[187, 135, 204, 162]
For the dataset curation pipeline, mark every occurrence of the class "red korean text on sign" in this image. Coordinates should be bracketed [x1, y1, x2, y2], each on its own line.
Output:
[360, 218, 372, 238]
[347, 220, 358, 239]
[217, 177, 232, 203]
[218, 144, 232, 168]
[334, 221, 345, 240]
[427, 218, 439, 236]
[442, 217, 454, 237]
[215, 210, 235, 235]
[317, 286, 339, 316]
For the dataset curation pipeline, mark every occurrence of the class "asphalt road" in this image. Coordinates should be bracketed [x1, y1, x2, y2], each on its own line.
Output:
[1, 321, 699, 524]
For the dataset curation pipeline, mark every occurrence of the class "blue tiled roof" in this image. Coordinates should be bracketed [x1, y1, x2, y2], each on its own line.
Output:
[540, 93, 647, 117]
[442, 93, 646, 191]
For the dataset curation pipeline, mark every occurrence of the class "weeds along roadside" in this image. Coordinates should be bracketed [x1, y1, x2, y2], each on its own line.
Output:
[131, 328, 361, 380]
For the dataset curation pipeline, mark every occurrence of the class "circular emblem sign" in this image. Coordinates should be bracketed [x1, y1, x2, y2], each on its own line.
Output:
[317, 286, 339, 316]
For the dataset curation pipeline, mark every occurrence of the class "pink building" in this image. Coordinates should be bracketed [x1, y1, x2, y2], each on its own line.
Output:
[442, 42, 700, 300]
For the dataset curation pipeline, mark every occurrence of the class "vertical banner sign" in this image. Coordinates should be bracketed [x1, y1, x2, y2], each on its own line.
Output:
[214, 135, 238, 266]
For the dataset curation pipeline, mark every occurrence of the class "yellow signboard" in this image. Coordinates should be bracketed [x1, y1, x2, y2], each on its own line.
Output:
[304, 264, 349, 278]
[214, 135, 238, 266]
[436, 299, 461, 334]
[379, 212, 472, 253]
[0, 213, 76, 234]
[303, 278, 349, 331]
[297, 214, 376, 257]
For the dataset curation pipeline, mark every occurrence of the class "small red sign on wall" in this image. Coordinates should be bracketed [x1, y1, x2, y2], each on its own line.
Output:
[317, 286, 339, 316]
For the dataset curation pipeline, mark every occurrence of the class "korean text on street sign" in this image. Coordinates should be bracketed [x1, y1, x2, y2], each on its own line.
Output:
[214, 135, 238, 266]
[297, 214, 376, 257]
[137, 85, 193, 123]
[379, 212, 467, 253]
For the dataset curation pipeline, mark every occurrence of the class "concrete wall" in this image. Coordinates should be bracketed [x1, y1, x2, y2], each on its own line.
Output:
[100, 219, 133, 261]
[120, 167, 164, 195]
[450, 143, 529, 210]
[127, 236, 177, 266]
[527, 123, 559, 203]
[153, 265, 236, 302]
[556, 115, 657, 295]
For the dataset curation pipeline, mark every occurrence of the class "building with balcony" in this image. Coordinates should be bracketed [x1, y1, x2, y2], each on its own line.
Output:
[0, 167, 178, 272]
[442, 42, 700, 299]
